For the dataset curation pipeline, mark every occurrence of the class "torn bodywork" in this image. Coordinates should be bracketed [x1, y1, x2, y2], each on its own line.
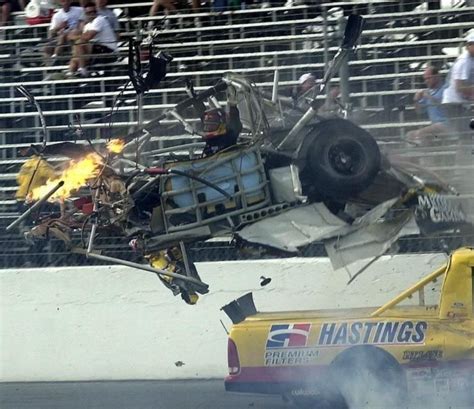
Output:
[11, 15, 473, 303]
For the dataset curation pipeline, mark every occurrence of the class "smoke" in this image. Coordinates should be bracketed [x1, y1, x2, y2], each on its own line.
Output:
[289, 348, 473, 409]
[336, 365, 474, 409]
[380, 118, 474, 250]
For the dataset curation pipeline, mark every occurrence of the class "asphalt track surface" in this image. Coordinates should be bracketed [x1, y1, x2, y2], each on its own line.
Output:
[0, 380, 287, 409]
[1, 380, 471, 409]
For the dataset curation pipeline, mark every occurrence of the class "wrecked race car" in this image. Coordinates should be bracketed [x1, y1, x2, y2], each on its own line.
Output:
[8, 16, 473, 304]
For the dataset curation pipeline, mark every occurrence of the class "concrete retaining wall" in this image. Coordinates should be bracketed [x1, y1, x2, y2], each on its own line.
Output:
[0, 253, 447, 382]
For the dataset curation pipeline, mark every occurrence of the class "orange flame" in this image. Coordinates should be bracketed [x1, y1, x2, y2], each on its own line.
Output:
[30, 153, 103, 201]
[106, 138, 125, 154]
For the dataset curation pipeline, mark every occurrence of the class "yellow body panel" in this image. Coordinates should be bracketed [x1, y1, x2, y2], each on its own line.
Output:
[226, 248, 474, 395]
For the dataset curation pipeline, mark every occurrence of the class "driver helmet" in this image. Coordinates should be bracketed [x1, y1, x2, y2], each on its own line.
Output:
[202, 108, 227, 140]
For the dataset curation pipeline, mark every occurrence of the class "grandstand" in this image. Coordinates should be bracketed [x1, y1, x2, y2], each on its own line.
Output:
[0, 0, 472, 267]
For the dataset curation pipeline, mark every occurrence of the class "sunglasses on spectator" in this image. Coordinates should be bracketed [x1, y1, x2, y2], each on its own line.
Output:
[85, 8, 96, 15]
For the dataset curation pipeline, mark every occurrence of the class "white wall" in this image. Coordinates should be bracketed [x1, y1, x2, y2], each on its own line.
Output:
[0, 253, 447, 382]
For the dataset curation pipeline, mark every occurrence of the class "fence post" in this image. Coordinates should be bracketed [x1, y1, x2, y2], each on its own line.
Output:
[322, 6, 329, 78]
[338, 16, 350, 107]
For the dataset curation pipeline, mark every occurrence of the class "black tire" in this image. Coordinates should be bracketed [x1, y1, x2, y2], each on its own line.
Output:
[302, 119, 381, 200]
[329, 346, 408, 409]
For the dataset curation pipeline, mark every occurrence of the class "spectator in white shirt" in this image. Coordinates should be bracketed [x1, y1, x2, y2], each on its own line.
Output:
[442, 32, 474, 134]
[68, 2, 118, 77]
[443, 33, 474, 104]
[95, 0, 118, 33]
[44, 0, 83, 60]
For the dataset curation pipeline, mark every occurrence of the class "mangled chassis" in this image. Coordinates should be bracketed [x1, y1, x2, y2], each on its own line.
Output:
[125, 72, 470, 268]
[8, 16, 472, 302]
[9, 72, 471, 302]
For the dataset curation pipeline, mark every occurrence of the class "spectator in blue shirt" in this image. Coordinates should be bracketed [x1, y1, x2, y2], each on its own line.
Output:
[405, 65, 450, 145]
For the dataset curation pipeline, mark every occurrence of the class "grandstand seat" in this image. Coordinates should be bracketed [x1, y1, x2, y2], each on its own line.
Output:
[0, 1, 473, 265]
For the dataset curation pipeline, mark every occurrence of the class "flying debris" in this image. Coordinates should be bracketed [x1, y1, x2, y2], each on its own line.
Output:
[10, 15, 473, 304]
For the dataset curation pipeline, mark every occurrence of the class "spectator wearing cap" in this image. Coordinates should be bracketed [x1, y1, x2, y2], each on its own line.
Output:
[297, 72, 316, 98]
[295, 73, 341, 117]
[44, 0, 83, 61]
[292, 73, 316, 111]
[442, 32, 474, 134]
[67, 1, 118, 77]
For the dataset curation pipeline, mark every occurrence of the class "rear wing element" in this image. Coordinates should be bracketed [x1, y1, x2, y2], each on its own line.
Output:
[221, 292, 257, 324]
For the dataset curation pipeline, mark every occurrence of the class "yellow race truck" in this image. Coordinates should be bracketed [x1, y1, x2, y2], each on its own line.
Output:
[223, 248, 474, 408]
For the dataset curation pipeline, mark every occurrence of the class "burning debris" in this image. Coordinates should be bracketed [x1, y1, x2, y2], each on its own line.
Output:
[106, 139, 125, 154]
[29, 153, 104, 202]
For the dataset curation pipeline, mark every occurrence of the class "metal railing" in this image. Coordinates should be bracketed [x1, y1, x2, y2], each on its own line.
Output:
[0, 1, 473, 265]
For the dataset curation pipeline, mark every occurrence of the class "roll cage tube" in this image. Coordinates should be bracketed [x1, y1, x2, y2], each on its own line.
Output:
[276, 15, 365, 151]
[124, 81, 229, 144]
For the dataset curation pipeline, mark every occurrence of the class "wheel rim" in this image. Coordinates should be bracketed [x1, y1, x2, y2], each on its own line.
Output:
[327, 140, 364, 176]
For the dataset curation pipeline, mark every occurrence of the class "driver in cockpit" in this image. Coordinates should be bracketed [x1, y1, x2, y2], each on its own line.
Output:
[201, 86, 242, 156]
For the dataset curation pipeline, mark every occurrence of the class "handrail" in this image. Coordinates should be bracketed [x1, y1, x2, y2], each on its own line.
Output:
[1, 4, 311, 32]
[8, 3, 474, 29]
[0, 62, 327, 88]
[0, 66, 453, 91]
[2, 12, 472, 39]
[0, 23, 468, 57]
[0, 118, 454, 138]
[370, 263, 448, 317]
[361, 21, 473, 37]
[0, 81, 452, 105]
[9, 51, 454, 76]
[360, 6, 474, 20]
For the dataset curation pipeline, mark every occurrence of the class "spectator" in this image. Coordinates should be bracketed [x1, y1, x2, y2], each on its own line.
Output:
[294, 72, 322, 111]
[149, 0, 201, 15]
[297, 72, 316, 98]
[67, 1, 118, 77]
[148, 0, 207, 31]
[0, 0, 25, 27]
[213, 0, 241, 11]
[95, 0, 118, 33]
[405, 65, 449, 145]
[318, 86, 341, 118]
[442, 32, 474, 134]
[295, 73, 342, 117]
[44, 0, 83, 61]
